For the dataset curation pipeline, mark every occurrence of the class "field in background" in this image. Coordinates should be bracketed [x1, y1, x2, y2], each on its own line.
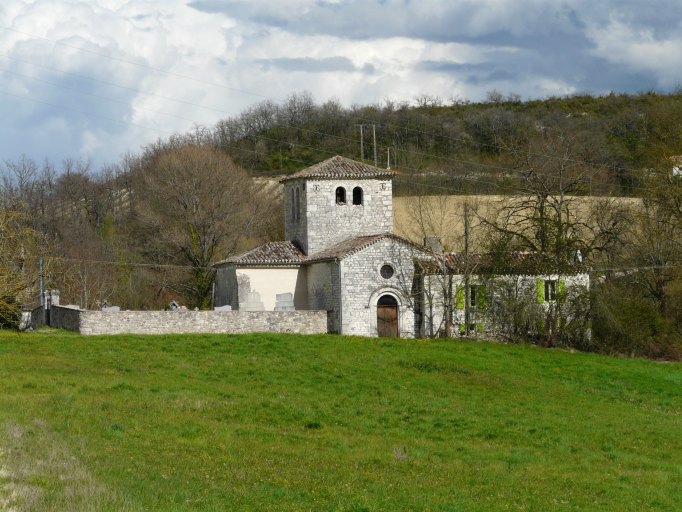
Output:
[393, 195, 642, 251]
[1, 331, 680, 511]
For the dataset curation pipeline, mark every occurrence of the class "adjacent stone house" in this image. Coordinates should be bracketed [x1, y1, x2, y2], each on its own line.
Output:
[214, 155, 590, 339]
[418, 253, 590, 339]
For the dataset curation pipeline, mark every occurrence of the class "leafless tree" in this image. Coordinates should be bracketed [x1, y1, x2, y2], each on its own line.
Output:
[133, 144, 269, 308]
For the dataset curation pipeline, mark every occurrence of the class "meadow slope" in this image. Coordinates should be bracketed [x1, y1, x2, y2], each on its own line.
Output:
[0, 332, 680, 511]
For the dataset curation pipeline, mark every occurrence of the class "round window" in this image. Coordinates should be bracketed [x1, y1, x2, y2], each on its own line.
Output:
[380, 264, 394, 279]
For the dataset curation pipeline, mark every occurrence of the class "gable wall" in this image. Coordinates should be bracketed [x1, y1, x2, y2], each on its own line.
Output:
[340, 238, 424, 337]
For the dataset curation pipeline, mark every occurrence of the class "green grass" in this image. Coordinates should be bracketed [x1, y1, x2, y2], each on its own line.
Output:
[0, 331, 681, 511]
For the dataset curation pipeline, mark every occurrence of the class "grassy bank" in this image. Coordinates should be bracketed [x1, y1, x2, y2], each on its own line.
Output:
[0, 331, 680, 511]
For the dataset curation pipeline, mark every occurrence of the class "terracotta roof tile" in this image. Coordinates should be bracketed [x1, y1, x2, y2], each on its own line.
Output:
[280, 155, 396, 182]
[417, 251, 588, 275]
[216, 241, 305, 266]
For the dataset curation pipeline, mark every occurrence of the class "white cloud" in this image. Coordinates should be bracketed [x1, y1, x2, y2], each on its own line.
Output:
[586, 17, 682, 88]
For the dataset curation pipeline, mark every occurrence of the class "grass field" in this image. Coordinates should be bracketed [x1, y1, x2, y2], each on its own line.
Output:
[0, 331, 681, 511]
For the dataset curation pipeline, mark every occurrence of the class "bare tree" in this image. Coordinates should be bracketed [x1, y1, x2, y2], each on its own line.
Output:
[133, 144, 267, 308]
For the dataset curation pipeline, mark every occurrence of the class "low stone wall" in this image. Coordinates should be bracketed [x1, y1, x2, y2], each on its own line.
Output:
[52, 308, 328, 335]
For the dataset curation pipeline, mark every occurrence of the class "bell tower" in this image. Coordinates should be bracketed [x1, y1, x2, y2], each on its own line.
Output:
[281, 156, 395, 256]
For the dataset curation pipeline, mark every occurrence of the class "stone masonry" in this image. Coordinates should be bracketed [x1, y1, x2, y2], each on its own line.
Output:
[44, 305, 327, 336]
[284, 178, 393, 256]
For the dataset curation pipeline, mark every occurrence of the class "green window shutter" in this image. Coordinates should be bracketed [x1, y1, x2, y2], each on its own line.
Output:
[536, 279, 545, 303]
[455, 287, 464, 310]
[477, 285, 487, 309]
[558, 279, 567, 300]
[476, 322, 484, 333]
[459, 323, 466, 335]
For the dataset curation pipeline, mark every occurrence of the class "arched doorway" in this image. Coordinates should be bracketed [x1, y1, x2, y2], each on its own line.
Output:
[377, 294, 399, 338]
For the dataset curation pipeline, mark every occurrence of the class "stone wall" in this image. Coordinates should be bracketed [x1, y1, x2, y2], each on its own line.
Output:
[50, 305, 82, 331]
[29, 306, 46, 330]
[49, 308, 327, 336]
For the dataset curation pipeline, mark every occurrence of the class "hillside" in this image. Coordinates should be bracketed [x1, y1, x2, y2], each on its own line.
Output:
[1, 332, 681, 511]
[214, 91, 682, 197]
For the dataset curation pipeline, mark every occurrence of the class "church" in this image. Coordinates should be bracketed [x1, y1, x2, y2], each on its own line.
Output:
[213, 155, 427, 337]
[214, 155, 590, 339]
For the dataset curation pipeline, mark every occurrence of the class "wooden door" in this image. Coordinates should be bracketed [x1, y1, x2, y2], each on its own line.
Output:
[377, 294, 399, 337]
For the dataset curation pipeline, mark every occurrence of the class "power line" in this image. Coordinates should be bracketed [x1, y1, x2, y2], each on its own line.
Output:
[0, 53, 232, 115]
[0, 67, 208, 125]
[0, 89, 178, 137]
[3, 26, 275, 101]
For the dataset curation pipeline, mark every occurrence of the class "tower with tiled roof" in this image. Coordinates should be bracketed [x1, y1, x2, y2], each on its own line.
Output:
[280, 155, 396, 256]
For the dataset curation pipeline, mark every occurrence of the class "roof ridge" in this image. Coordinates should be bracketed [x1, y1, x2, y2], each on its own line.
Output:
[280, 155, 396, 182]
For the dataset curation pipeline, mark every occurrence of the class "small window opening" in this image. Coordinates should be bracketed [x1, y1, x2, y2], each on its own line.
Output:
[380, 264, 394, 279]
[469, 286, 478, 308]
[352, 186, 363, 205]
[335, 186, 346, 205]
[290, 188, 295, 220]
[294, 187, 300, 221]
[545, 280, 557, 301]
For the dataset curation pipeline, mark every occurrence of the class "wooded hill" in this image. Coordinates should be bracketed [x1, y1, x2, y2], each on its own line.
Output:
[212, 90, 682, 197]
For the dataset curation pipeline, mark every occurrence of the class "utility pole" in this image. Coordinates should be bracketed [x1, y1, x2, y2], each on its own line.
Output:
[464, 202, 471, 337]
[358, 125, 364, 160]
[387, 147, 391, 169]
[39, 257, 44, 306]
[372, 124, 378, 166]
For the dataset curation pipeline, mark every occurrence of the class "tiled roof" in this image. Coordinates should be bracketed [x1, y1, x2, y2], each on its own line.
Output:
[417, 251, 588, 275]
[215, 241, 305, 266]
[280, 155, 396, 182]
[306, 233, 423, 263]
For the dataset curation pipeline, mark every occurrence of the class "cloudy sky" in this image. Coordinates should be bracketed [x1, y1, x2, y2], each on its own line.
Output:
[2, 0, 682, 167]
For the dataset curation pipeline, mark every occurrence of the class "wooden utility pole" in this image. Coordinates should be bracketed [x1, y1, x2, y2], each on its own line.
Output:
[464, 202, 471, 336]
[357, 124, 364, 160]
[372, 124, 378, 166]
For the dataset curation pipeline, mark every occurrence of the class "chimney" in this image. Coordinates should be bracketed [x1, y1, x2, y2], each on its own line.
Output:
[423, 236, 443, 253]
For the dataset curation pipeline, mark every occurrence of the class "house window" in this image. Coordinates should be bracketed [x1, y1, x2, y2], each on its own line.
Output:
[469, 286, 477, 308]
[545, 280, 557, 301]
[352, 186, 363, 205]
[335, 186, 346, 205]
[456, 285, 486, 310]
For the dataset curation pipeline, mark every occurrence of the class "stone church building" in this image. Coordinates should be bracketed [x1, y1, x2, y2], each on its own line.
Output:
[214, 156, 427, 337]
[214, 155, 589, 339]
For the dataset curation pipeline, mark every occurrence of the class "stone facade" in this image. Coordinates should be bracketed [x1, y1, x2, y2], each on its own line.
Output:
[339, 238, 425, 338]
[44, 306, 327, 336]
[284, 178, 393, 256]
